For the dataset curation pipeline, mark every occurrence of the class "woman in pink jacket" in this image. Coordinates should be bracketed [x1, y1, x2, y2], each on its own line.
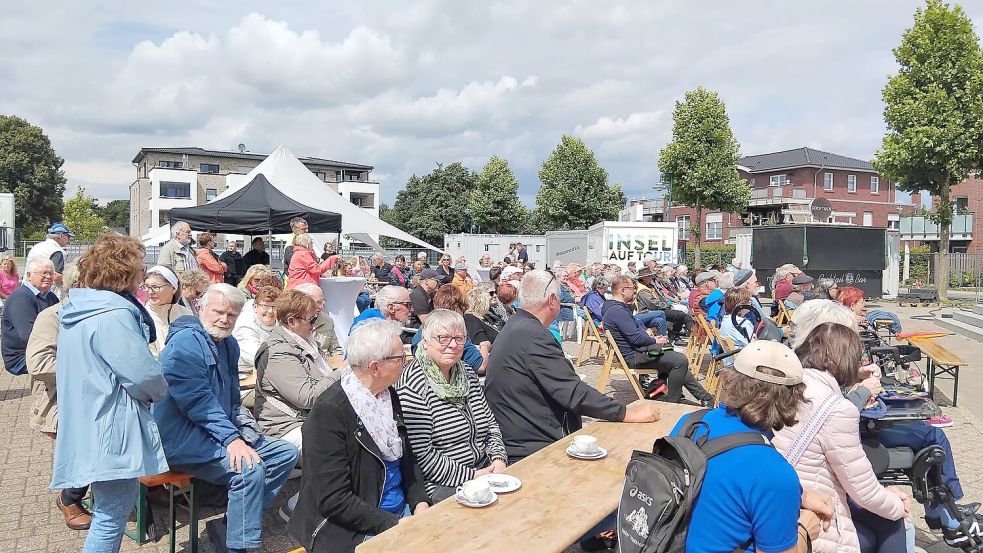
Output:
[286, 234, 340, 289]
[773, 322, 909, 553]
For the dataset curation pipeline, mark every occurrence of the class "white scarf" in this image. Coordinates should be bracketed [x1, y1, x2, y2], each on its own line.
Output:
[340, 369, 403, 462]
[280, 326, 331, 377]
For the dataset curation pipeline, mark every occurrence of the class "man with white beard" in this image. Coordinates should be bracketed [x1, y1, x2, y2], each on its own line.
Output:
[154, 284, 299, 553]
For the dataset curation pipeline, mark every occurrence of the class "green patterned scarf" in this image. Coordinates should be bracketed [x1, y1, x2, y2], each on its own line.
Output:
[415, 347, 469, 403]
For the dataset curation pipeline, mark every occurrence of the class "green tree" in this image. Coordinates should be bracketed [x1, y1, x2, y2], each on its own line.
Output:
[63, 187, 106, 240]
[874, 0, 983, 300]
[98, 199, 130, 233]
[386, 163, 474, 246]
[535, 135, 625, 231]
[469, 156, 527, 233]
[0, 115, 67, 235]
[658, 87, 750, 267]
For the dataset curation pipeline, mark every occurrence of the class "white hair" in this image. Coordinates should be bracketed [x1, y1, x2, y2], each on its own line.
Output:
[716, 271, 735, 290]
[199, 283, 246, 312]
[170, 221, 190, 238]
[518, 269, 560, 310]
[292, 233, 313, 248]
[294, 283, 322, 296]
[347, 319, 403, 370]
[787, 299, 858, 349]
[421, 309, 467, 345]
[25, 256, 54, 274]
[375, 285, 408, 312]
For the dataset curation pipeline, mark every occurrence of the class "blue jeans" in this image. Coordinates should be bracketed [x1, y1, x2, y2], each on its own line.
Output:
[635, 311, 668, 336]
[850, 501, 907, 553]
[83, 478, 139, 553]
[173, 437, 299, 550]
[873, 421, 962, 499]
[363, 504, 413, 541]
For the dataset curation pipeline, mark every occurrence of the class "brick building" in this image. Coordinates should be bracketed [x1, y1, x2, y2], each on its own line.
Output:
[667, 147, 904, 243]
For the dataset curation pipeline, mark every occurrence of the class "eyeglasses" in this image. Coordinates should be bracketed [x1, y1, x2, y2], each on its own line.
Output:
[254, 303, 275, 313]
[379, 354, 405, 363]
[392, 301, 414, 310]
[141, 284, 172, 293]
[543, 274, 556, 298]
[435, 334, 466, 347]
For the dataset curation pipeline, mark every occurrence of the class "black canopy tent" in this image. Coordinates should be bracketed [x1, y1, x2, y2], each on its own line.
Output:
[168, 174, 342, 234]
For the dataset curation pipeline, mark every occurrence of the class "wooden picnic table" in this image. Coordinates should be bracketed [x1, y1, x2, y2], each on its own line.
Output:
[356, 403, 698, 553]
[906, 335, 967, 407]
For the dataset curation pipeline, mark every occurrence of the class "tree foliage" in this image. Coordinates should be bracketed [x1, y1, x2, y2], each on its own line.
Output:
[385, 163, 475, 246]
[97, 199, 130, 233]
[873, 0, 983, 300]
[0, 115, 67, 235]
[658, 87, 750, 267]
[469, 156, 527, 234]
[63, 187, 106, 241]
[535, 135, 625, 231]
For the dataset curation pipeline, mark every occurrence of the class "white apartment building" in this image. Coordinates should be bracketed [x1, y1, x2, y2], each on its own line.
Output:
[129, 146, 379, 241]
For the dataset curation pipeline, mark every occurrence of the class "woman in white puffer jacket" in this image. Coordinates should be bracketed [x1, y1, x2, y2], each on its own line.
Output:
[773, 320, 909, 553]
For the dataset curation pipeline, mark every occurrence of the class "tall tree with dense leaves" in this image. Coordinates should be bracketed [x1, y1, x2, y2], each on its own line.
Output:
[658, 87, 750, 267]
[63, 187, 106, 240]
[0, 115, 67, 234]
[98, 199, 130, 233]
[535, 135, 625, 231]
[469, 156, 527, 233]
[386, 163, 474, 246]
[874, 0, 983, 300]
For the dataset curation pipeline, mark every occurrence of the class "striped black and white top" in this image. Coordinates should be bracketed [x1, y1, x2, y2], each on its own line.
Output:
[396, 359, 508, 496]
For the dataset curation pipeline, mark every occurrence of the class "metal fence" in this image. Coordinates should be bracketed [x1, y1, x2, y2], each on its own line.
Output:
[904, 252, 983, 289]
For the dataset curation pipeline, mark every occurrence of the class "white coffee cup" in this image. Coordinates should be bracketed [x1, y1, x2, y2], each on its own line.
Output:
[457, 479, 492, 503]
[573, 435, 599, 454]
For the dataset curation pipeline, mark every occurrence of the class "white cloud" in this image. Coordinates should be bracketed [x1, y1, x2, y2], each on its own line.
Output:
[575, 111, 665, 140]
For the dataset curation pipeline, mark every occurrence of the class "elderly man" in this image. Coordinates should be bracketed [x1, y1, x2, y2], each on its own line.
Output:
[409, 268, 440, 327]
[157, 221, 199, 274]
[241, 237, 271, 271]
[732, 268, 770, 321]
[27, 223, 74, 287]
[688, 270, 719, 318]
[154, 284, 299, 553]
[220, 240, 244, 286]
[349, 285, 413, 334]
[294, 283, 342, 358]
[2, 257, 59, 375]
[417, 251, 430, 269]
[370, 254, 393, 282]
[451, 262, 475, 296]
[785, 274, 815, 308]
[485, 270, 661, 463]
[282, 217, 309, 270]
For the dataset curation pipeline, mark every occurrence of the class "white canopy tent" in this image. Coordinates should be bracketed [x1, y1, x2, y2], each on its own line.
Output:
[142, 145, 443, 252]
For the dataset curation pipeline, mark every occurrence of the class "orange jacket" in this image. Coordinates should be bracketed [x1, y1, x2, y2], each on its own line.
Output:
[196, 248, 227, 284]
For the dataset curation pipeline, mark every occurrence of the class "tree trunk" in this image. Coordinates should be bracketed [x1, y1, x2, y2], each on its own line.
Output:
[938, 183, 950, 301]
[694, 201, 702, 268]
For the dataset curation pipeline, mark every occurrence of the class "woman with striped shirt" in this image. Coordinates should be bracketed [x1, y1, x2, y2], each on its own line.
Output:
[396, 309, 508, 501]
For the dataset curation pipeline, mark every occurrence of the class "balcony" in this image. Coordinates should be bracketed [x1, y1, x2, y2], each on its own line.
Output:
[900, 214, 974, 241]
[747, 187, 811, 207]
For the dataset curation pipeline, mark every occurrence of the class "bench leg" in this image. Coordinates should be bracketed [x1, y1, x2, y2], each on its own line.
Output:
[927, 358, 936, 400]
[188, 481, 198, 553]
[169, 485, 176, 553]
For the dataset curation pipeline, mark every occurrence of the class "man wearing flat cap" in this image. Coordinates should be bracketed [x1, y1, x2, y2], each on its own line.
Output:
[688, 270, 719, 318]
[451, 262, 475, 295]
[785, 274, 815, 308]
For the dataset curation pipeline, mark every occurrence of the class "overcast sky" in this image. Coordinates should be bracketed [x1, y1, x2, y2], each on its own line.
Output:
[3, 1, 980, 207]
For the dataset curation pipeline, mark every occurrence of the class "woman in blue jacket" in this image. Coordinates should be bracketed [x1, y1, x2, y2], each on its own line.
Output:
[52, 234, 169, 553]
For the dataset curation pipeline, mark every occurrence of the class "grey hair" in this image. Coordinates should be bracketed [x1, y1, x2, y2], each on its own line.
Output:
[787, 299, 858, 348]
[518, 269, 561, 310]
[25, 256, 54, 274]
[375, 285, 408, 312]
[465, 287, 490, 317]
[716, 271, 735, 290]
[47, 233, 64, 240]
[372, 254, 383, 261]
[815, 278, 837, 298]
[199, 283, 246, 312]
[421, 309, 467, 345]
[347, 319, 403, 370]
[592, 276, 610, 291]
[294, 283, 322, 296]
[292, 233, 313, 248]
[170, 221, 190, 238]
[675, 265, 688, 274]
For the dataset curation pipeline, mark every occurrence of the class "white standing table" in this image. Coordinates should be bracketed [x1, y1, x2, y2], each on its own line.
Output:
[319, 276, 366, 348]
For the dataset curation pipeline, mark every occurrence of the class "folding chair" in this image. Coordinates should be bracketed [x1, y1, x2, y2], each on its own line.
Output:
[774, 300, 792, 327]
[596, 330, 662, 400]
[706, 336, 737, 397]
[574, 310, 607, 366]
[691, 314, 717, 378]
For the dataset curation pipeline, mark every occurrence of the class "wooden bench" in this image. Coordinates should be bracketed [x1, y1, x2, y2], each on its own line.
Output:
[906, 336, 967, 407]
[134, 471, 198, 553]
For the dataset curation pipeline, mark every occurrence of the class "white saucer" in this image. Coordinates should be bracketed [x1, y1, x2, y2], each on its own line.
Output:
[476, 473, 522, 493]
[566, 445, 608, 460]
[456, 490, 498, 508]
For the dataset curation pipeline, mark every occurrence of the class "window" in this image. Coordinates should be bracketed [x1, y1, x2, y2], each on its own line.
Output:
[314, 171, 326, 181]
[200, 163, 220, 174]
[824, 172, 833, 191]
[956, 197, 969, 214]
[335, 171, 343, 182]
[847, 175, 857, 192]
[769, 175, 788, 187]
[158, 160, 183, 169]
[159, 181, 190, 198]
[887, 214, 900, 231]
[870, 176, 879, 194]
[348, 172, 360, 181]
[676, 215, 690, 240]
[863, 211, 873, 227]
[706, 213, 723, 240]
[206, 188, 218, 201]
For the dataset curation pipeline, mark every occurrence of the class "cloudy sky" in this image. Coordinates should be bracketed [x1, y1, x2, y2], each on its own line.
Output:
[3, 0, 980, 207]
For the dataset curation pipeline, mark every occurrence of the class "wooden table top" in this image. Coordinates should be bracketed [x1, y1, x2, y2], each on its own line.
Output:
[907, 336, 967, 367]
[356, 403, 697, 553]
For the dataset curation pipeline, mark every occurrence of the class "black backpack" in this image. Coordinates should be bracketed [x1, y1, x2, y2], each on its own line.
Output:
[617, 409, 774, 553]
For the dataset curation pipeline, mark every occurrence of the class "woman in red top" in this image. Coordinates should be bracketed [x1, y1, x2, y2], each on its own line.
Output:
[287, 233, 341, 289]
[194, 232, 227, 283]
[0, 255, 20, 299]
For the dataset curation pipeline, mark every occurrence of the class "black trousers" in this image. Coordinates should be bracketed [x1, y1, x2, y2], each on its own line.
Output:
[61, 486, 90, 506]
[661, 309, 692, 336]
[632, 350, 710, 403]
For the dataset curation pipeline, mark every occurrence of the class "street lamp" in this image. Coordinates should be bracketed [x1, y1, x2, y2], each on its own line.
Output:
[654, 177, 672, 220]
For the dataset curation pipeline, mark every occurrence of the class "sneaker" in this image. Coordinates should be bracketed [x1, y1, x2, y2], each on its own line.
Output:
[928, 415, 954, 428]
[942, 513, 983, 547]
[644, 379, 668, 399]
[279, 493, 299, 523]
[927, 502, 982, 533]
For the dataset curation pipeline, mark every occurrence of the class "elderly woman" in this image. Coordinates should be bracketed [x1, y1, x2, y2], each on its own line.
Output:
[233, 285, 281, 377]
[288, 319, 430, 553]
[287, 233, 340, 289]
[464, 287, 499, 347]
[814, 278, 839, 301]
[195, 232, 227, 284]
[144, 265, 195, 358]
[838, 285, 903, 335]
[411, 285, 486, 374]
[52, 233, 169, 552]
[0, 255, 20, 299]
[435, 253, 454, 285]
[397, 309, 507, 501]
[178, 268, 210, 315]
[238, 264, 275, 300]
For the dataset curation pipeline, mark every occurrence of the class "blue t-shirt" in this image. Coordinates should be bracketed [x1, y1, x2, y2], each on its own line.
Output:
[350, 308, 384, 334]
[379, 459, 406, 514]
[670, 407, 801, 553]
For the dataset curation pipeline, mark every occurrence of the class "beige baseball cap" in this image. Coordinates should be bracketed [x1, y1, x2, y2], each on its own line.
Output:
[733, 341, 803, 385]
